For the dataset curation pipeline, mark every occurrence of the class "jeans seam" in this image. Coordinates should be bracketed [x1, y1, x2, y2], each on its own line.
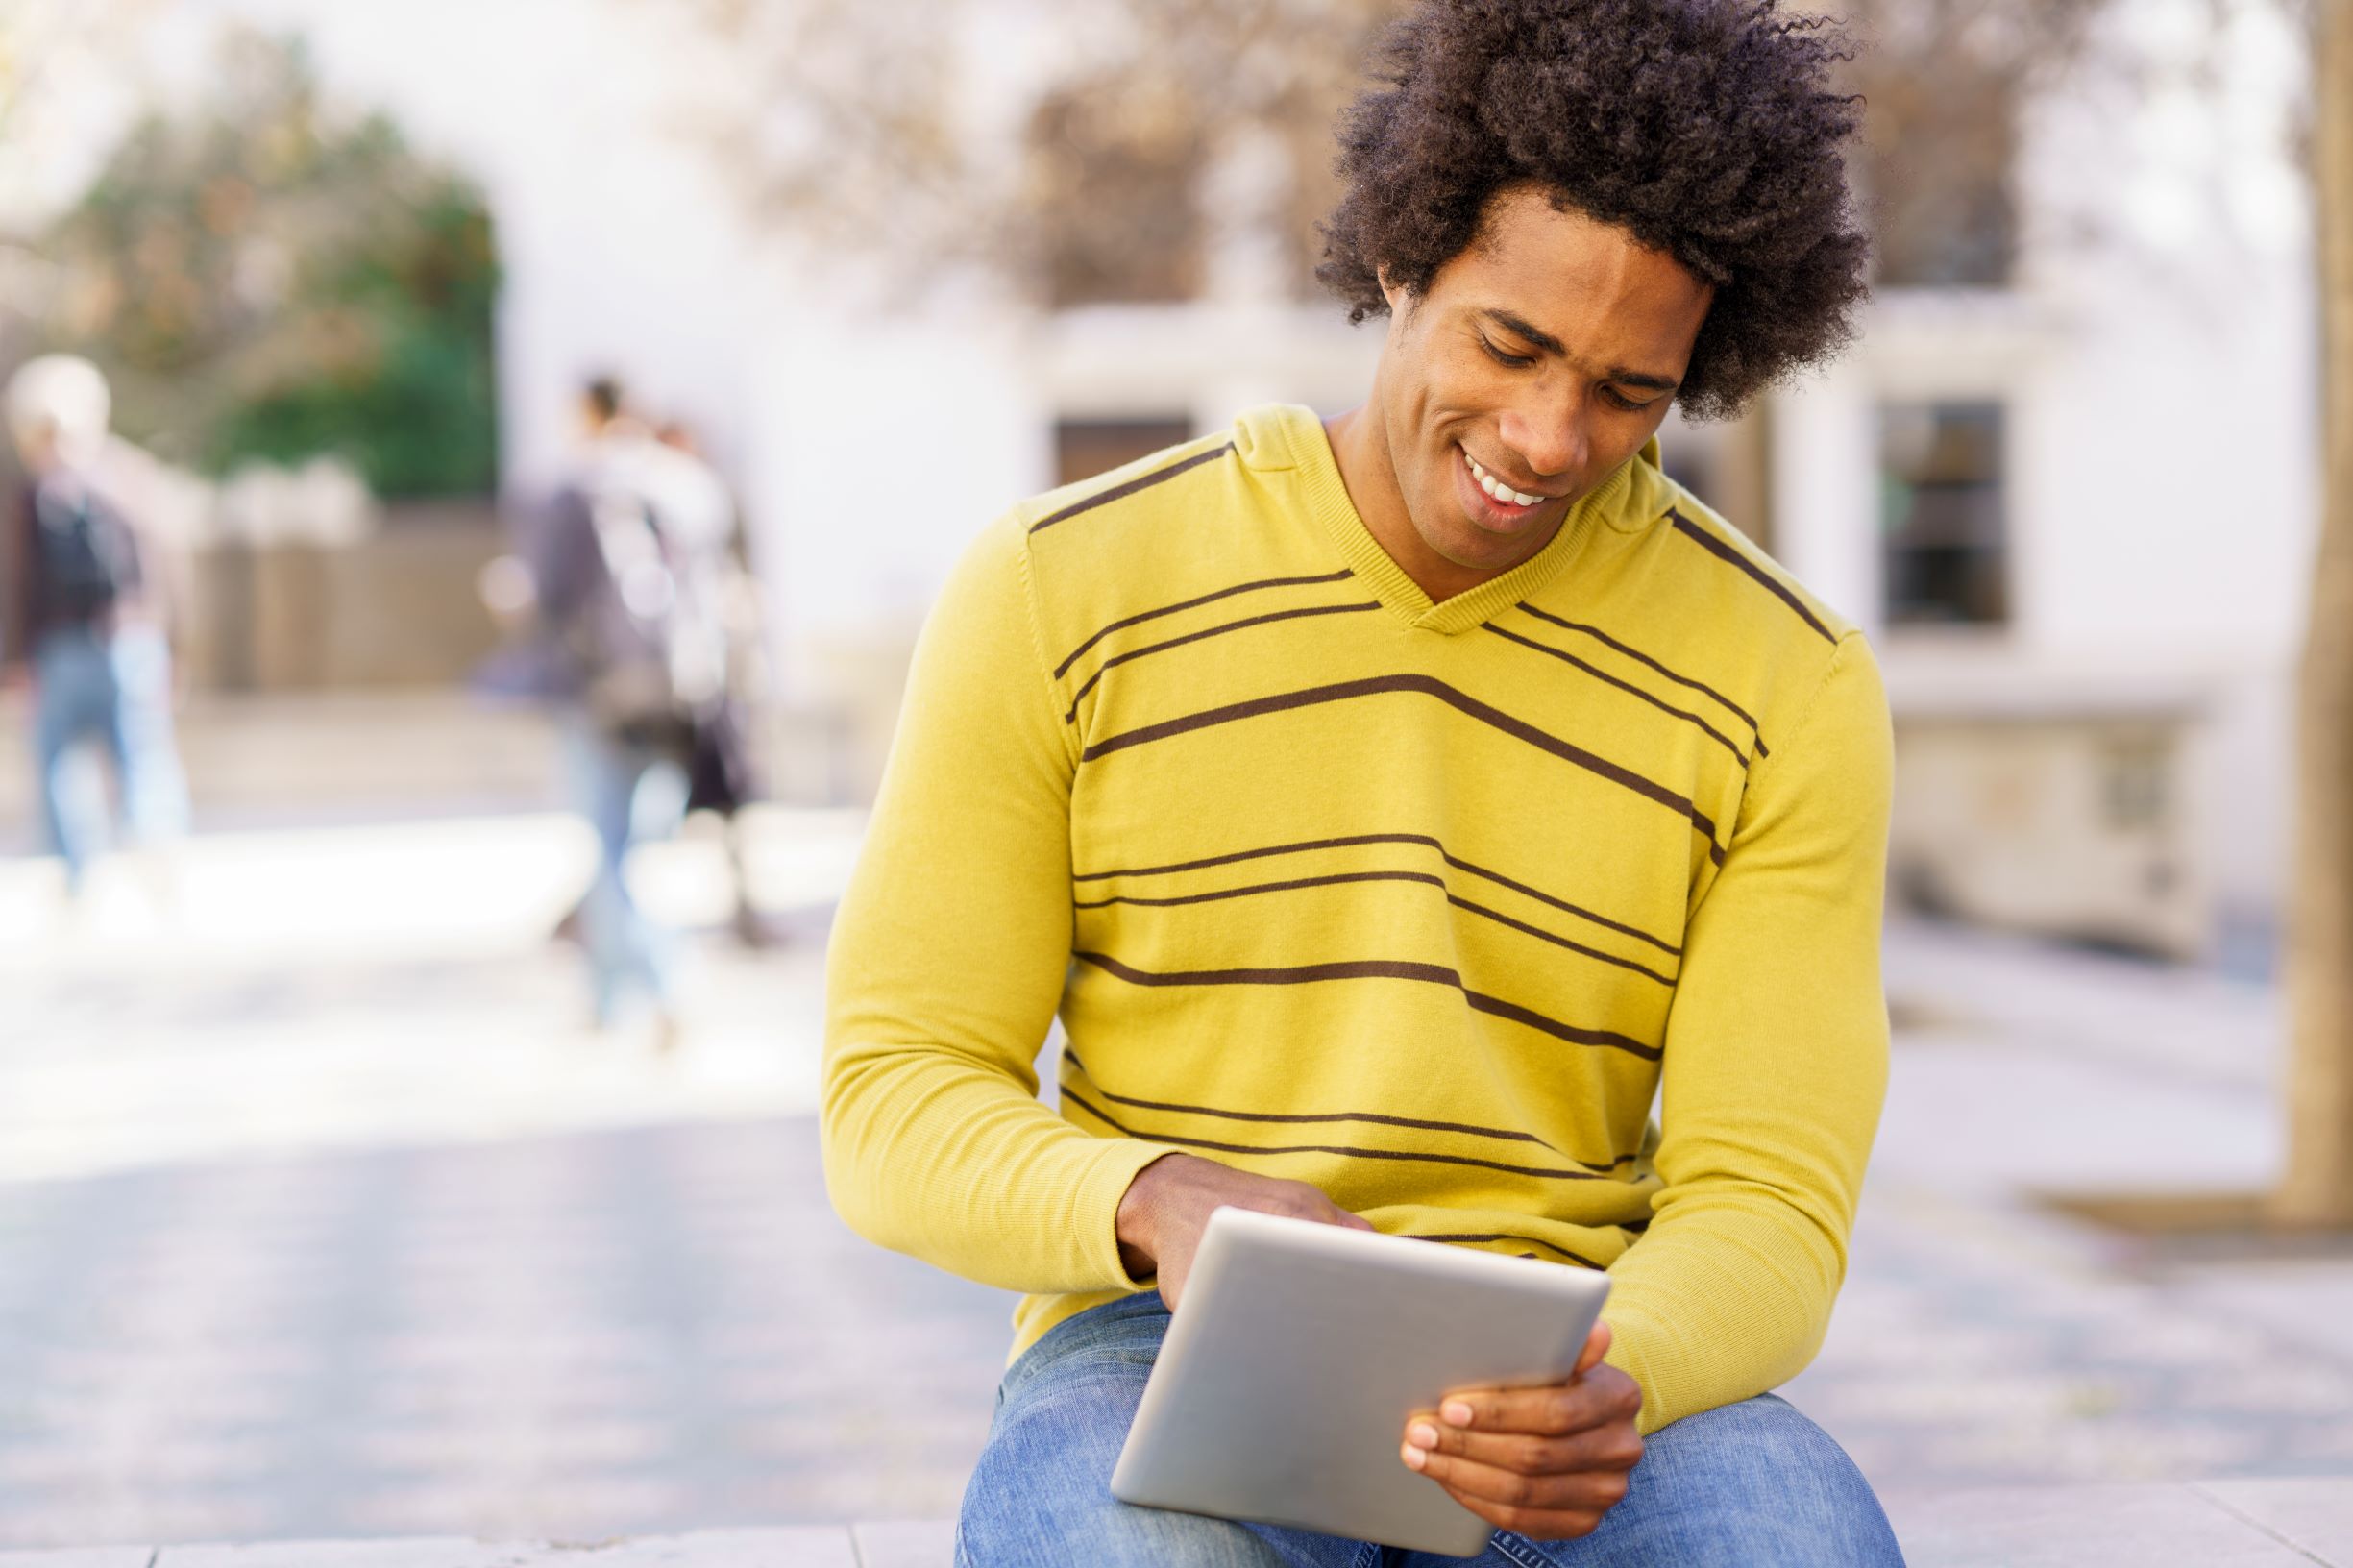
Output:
[1489, 1532, 1554, 1568]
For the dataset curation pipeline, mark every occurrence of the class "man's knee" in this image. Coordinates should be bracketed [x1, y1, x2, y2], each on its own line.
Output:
[957, 1384, 1285, 1568]
[1588, 1394, 1900, 1567]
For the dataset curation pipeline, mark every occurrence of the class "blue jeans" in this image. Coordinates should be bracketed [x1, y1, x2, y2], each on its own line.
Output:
[561, 715, 688, 1023]
[33, 625, 189, 891]
[956, 1293, 1904, 1568]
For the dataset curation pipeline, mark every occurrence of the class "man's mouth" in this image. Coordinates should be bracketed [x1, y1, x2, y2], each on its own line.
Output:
[1462, 448, 1551, 513]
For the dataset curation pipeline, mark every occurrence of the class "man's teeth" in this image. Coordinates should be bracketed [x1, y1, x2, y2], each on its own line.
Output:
[1466, 453, 1544, 508]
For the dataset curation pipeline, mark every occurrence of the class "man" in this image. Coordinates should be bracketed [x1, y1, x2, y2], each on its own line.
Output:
[825, 1, 1900, 1561]
[525, 377, 737, 1044]
[2, 355, 190, 899]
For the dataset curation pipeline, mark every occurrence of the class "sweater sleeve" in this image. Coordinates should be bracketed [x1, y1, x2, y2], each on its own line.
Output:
[821, 515, 1179, 1294]
[1601, 631, 1893, 1434]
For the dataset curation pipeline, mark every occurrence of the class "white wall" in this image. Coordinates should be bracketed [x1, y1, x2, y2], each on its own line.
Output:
[1766, 0, 2316, 938]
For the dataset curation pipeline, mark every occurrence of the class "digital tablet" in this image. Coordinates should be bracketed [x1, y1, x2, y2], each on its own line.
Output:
[1108, 1206, 1613, 1557]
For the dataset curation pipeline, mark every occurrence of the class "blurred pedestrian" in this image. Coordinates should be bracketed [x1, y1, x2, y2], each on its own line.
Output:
[658, 416, 772, 948]
[522, 377, 737, 1045]
[1, 355, 190, 900]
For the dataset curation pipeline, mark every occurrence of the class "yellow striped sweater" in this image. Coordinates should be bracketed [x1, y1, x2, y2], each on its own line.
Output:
[822, 403, 1892, 1434]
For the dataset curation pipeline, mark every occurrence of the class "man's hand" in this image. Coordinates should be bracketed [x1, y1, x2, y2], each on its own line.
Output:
[1115, 1153, 1371, 1310]
[1401, 1320, 1644, 1541]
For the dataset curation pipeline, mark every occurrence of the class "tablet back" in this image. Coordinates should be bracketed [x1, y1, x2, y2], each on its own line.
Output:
[1109, 1207, 1613, 1557]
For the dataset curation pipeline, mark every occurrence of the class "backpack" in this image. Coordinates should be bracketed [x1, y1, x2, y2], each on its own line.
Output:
[569, 473, 728, 747]
[31, 477, 141, 623]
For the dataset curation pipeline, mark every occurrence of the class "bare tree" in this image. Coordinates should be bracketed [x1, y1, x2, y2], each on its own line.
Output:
[668, 0, 2124, 308]
[660, 0, 1397, 306]
[2281, 0, 2353, 1230]
[1834, 0, 2111, 286]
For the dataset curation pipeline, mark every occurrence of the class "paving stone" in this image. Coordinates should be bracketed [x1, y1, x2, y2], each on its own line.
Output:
[157, 1543, 540, 1567]
[1884, 1482, 2319, 1567]
[150, 1535, 858, 1568]
[849, 1520, 954, 1568]
[512, 1530, 858, 1565]
[2199, 1478, 2353, 1565]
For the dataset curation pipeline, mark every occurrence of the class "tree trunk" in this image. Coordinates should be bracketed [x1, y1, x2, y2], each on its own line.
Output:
[2279, 0, 2353, 1229]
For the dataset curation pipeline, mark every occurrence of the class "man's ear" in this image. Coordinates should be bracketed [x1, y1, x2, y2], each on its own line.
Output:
[1376, 264, 1411, 317]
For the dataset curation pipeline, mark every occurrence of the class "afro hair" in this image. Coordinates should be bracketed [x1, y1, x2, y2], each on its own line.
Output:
[1317, 0, 1871, 420]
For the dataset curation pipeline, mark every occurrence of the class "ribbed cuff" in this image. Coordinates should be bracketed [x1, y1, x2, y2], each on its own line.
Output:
[1070, 1137, 1188, 1293]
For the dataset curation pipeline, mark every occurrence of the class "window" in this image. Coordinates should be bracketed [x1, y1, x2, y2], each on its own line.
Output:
[1880, 402, 2008, 626]
[1054, 417, 1192, 487]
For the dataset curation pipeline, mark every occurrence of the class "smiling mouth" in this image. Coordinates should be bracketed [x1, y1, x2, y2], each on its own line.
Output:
[1462, 448, 1552, 511]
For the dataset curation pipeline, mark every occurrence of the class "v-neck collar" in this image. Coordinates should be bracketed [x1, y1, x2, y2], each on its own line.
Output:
[1284, 407, 1646, 635]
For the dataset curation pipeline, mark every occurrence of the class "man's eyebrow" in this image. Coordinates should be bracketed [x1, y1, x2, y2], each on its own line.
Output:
[1483, 309, 1566, 356]
[1481, 308, 1683, 394]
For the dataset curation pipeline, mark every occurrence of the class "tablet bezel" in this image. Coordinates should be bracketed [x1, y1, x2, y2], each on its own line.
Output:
[1109, 1206, 1614, 1556]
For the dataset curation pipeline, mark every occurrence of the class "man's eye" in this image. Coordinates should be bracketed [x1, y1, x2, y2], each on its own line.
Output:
[1602, 387, 1658, 413]
[1480, 337, 1535, 369]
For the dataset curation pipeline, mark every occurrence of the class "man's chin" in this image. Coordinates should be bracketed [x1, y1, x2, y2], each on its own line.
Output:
[1434, 522, 1548, 573]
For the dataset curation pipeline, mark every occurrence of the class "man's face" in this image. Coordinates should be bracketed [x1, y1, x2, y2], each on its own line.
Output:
[1370, 187, 1715, 582]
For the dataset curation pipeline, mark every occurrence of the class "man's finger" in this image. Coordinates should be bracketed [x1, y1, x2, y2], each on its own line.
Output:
[1402, 1415, 1642, 1476]
[1433, 1486, 1607, 1543]
[1435, 1370, 1642, 1437]
[1402, 1441, 1631, 1513]
[1573, 1319, 1612, 1378]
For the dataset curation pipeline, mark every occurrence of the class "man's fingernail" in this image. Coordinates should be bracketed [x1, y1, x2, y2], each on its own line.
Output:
[1402, 1443, 1427, 1471]
[1407, 1421, 1438, 1448]
[1441, 1401, 1474, 1427]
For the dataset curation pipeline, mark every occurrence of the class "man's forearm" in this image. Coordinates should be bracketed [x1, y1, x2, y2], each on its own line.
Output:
[820, 1035, 1175, 1296]
[1602, 1186, 1851, 1434]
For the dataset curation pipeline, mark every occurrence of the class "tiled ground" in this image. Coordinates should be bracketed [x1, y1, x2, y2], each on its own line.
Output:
[0, 1121, 1011, 1546]
[2, 818, 2348, 1551]
[12, 1481, 2353, 1568]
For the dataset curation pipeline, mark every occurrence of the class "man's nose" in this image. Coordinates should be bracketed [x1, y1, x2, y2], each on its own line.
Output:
[1497, 400, 1586, 481]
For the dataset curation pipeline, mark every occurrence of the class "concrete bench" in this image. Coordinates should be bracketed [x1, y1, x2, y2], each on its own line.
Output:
[5, 1480, 2346, 1566]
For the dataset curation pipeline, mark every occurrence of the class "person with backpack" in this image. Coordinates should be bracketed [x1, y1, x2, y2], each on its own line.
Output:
[522, 377, 737, 1046]
[2, 355, 190, 899]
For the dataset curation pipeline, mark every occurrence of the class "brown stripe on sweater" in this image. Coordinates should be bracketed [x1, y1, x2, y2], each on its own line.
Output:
[1483, 624, 1752, 768]
[1060, 1088, 1612, 1181]
[1065, 600, 1381, 723]
[1080, 674, 1727, 867]
[1408, 1233, 1608, 1269]
[1074, 831, 1682, 957]
[1074, 869, 1675, 988]
[1667, 509, 1835, 645]
[1515, 602, 1768, 756]
[1060, 1046, 1642, 1171]
[1028, 443, 1234, 536]
[1055, 570, 1355, 678]
[1072, 949, 1664, 1062]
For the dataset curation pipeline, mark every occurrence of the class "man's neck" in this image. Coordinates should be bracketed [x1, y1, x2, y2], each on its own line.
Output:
[1321, 405, 1559, 604]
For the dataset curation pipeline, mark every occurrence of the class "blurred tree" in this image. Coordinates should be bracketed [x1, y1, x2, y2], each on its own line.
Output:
[670, 0, 2117, 306]
[668, 0, 1396, 307]
[1835, 0, 2109, 287]
[0, 0, 159, 350]
[28, 31, 499, 497]
[2284, 0, 2353, 1230]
